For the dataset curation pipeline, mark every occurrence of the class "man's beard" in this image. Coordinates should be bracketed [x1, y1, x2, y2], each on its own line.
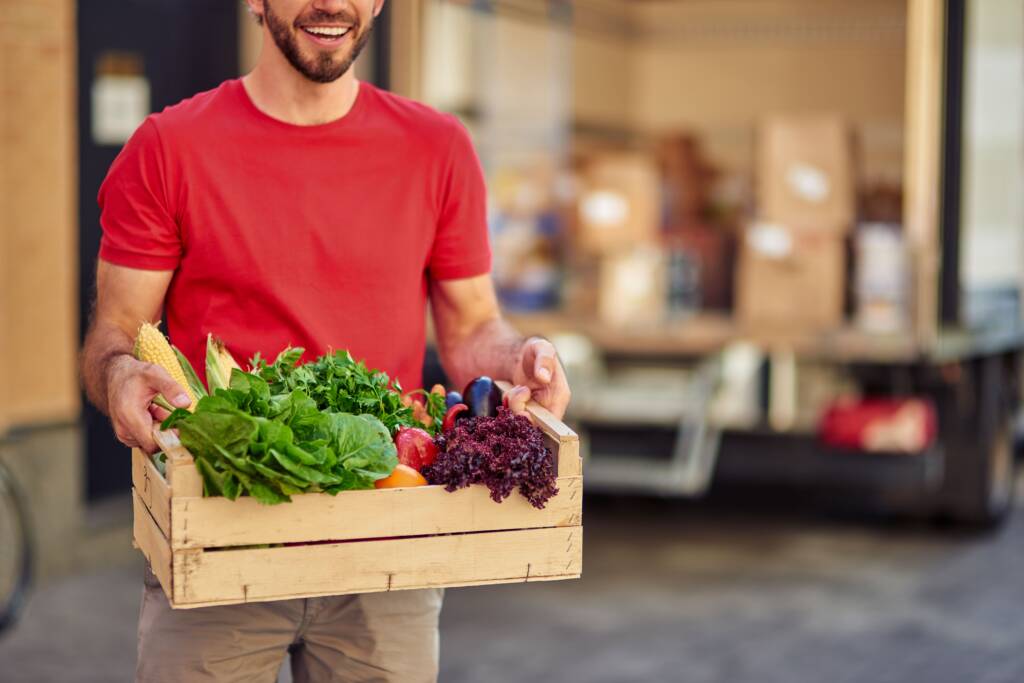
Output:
[264, 1, 373, 84]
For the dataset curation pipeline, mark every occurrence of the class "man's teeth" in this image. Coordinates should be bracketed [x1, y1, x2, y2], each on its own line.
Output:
[305, 26, 350, 37]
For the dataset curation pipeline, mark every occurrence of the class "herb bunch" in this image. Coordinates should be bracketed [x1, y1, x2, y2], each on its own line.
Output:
[251, 348, 437, 435]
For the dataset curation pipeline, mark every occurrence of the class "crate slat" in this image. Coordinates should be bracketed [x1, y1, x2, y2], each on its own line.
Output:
[153, 428, 203, 497]
[171, 475, 582, 549]
[555, 436, 581, 477]
[131, 448, 171, 538]
[171, 525, 582, 608]
[132, 489, 173, 601]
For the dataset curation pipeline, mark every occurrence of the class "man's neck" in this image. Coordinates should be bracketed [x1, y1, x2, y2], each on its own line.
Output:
[242, 46, 360, 126]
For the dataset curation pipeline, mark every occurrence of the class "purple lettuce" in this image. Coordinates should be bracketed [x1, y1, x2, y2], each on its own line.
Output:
[423, 409, 558, 509]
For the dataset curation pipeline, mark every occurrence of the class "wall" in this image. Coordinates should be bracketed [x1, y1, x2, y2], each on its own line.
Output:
[421, 2, 572, 170]
[628, 0, 907, 182]
[959, 0, 1024, 302]
[418, 1, 907, 183]
[0, 0, 88, 581]
[572, 1, 633, 134]
[0, 0, 80, 433]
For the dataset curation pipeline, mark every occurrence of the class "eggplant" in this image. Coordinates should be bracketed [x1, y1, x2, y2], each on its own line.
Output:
[462, 376, 502, 417]
[445, 390, 463, 411]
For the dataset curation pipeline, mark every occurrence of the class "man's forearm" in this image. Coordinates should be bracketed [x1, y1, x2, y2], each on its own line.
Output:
[437, 316, 527, 391]
[81, 319, 135, 416]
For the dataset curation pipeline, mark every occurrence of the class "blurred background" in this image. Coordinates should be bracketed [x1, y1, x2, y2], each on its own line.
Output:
[2, 0, 1024, 680]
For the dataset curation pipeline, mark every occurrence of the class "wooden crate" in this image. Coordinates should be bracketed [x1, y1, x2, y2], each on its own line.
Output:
[131, 400, 582, 609]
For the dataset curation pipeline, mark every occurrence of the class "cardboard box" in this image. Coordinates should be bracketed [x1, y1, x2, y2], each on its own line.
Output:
[758, 116, 855, 231]
[577, 153, 661, 254]
[736, 223, 847, 331]
[598, 246, 667, 327]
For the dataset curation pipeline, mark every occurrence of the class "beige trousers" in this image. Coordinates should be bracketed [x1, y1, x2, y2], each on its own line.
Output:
[136, 565, 444, 683]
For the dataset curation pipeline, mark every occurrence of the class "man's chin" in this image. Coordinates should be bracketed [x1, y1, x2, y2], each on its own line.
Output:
[282, 49, 348, 83]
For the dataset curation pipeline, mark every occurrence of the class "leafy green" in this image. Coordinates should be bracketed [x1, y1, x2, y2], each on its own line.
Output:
[162, 359, 398, 505]
[249, 348, 437, 435]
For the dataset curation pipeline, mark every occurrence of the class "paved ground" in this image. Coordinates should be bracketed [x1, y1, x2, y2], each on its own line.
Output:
[3, 481, 1024, 683]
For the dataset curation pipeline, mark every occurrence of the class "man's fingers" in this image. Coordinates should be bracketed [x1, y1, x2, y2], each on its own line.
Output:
[117, 410, 159, 453]
[529, 365, 571, 420]
[149, 404, 171, 421]
[144, 364, 192, 408]
[525, 339, 558, 384]
[130, 409, 158, 452]
[505, 385, 531, 415]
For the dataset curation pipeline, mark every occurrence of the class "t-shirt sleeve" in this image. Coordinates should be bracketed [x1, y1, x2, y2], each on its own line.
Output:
[97, 117, 182, 270]
[428, 117, 492, 280]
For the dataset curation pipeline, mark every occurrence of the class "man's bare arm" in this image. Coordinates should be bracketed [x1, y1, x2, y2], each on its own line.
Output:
[81, 261, 192, 452]
[429, 274, 571, 419]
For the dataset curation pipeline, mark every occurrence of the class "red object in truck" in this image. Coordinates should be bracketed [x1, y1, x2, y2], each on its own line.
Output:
[819, 398, 938, 454]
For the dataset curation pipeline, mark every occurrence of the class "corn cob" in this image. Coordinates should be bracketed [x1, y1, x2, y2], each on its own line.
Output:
[206, 333, 242, 392]
[133, 322, 197, 411]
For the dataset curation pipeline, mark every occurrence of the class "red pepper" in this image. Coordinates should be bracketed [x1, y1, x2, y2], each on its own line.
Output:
[442, 403, 470, 432]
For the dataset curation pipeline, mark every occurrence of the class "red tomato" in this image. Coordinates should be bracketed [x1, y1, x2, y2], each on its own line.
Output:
[393, 427, 438, 471]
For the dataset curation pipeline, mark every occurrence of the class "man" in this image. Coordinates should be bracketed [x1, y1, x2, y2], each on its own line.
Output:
[80, 1, 571, 680]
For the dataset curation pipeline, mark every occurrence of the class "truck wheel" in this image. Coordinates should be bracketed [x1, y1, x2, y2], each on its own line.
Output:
[979, 412, 1016, 525]
[937, 354, 1017, 529]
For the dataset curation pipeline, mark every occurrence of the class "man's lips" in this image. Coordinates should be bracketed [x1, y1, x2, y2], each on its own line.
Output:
[299, 25, 353, 47]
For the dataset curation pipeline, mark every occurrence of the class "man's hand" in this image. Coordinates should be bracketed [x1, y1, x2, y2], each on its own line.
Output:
[508, 337, 571, 420]
[104, 354, 192, 453]
[430, 274, 573, 421]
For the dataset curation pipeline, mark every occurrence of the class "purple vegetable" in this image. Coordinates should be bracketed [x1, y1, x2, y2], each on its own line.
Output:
[445, 390, 463, 410]
[462, 376, 502, 417]
[423, 408, 558, 509]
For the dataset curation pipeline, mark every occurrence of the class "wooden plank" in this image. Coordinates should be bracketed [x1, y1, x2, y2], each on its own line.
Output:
[131, 448, 171, 539]
[527, 400, 578, 442]
[904, 0, 945, 348]
[555, 437, 582, 477]
[132, 489, 173, 602]
[152, 428, 203, 498]
[171, 526, 582, 608]
[388, 0, 425, 99]
[0, 0, 80, 432]
[171, 475, 582, 549]
[174, 571, 579, 610]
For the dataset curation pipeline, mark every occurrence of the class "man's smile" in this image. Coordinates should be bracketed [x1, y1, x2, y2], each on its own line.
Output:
[299, 24, 353, 48]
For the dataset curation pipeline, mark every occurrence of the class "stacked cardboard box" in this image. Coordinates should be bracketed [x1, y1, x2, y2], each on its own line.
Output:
[576, 153, 666, 326]
[576, 152, 661, 254]
[737, 116, 854, 332]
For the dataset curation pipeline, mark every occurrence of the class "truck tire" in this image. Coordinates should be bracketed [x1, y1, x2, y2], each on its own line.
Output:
[937, 354, 1017, 529]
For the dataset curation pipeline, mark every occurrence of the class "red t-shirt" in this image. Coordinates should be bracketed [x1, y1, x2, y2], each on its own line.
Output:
[98, 79, 491, 390]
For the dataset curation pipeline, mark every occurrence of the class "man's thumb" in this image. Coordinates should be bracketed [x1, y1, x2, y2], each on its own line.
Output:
[151, 368, 192, 408]
[531, 342, 556, 383]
